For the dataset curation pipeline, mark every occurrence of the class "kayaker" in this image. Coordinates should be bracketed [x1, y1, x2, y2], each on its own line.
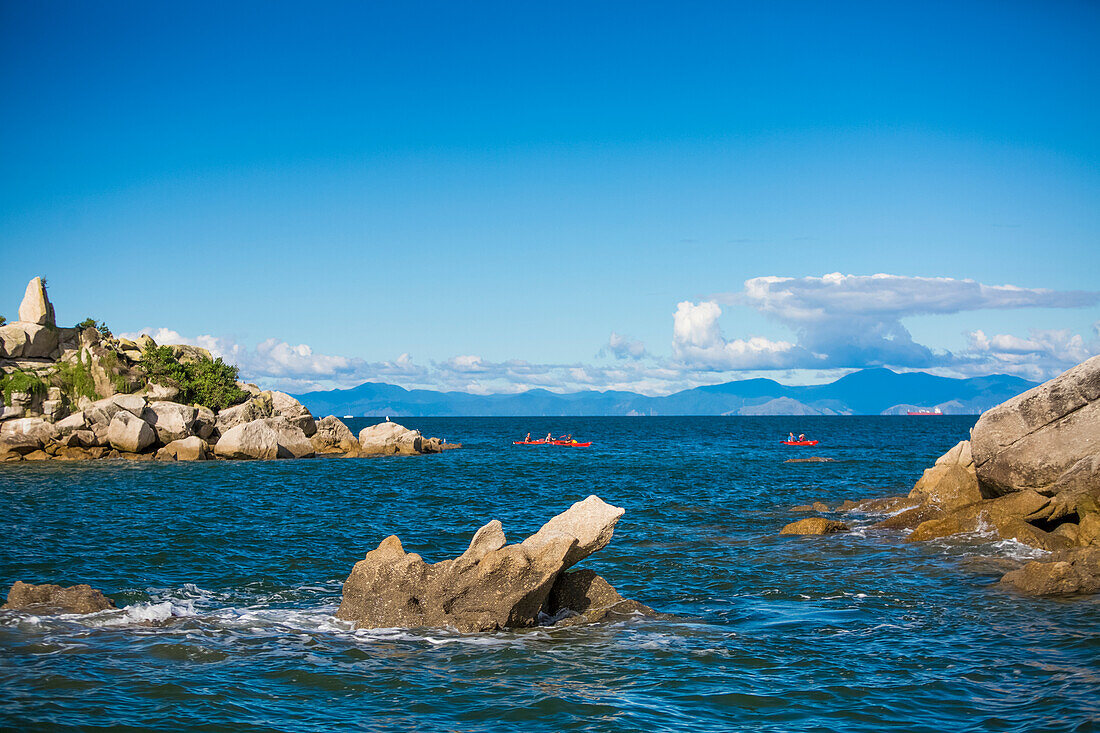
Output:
[524, 433, 531, 442]
[545, 432, 552, 442]
[788, 432, 795, 442]
[798, 433, 806, 441]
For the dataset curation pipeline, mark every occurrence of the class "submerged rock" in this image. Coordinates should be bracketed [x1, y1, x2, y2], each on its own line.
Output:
[779, 517, 849, 535]
[336, 495, 648, 632]
[999, 548, 1100, 596]
[3, 580, 115, 614]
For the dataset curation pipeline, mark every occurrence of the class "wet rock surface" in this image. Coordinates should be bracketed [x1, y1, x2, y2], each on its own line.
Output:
[3, 580, 115, 614]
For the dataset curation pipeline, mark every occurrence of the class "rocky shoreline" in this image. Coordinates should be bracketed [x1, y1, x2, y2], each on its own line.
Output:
[0, 278, 454, 462]
[781, 353, 1100, 596]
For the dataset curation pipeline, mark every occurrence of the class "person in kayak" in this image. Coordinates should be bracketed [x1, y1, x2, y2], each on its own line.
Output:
[788, 432, 795, 442]
[798, 433, 806, 441]
[545, 432, 552, 442]
[524, 433, 531, 442]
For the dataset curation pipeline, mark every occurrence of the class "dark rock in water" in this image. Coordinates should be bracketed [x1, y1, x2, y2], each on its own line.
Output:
[336, 495, 647, 632]
[784, 457, 835, 463]
[791, 501, 831, 512]
[546, 569, 655, 626]
[971, 354, 1100, 517]
[780, 518, 849, 535]
[1000, 548, 1100, 596]
[2, 580, 115, 614]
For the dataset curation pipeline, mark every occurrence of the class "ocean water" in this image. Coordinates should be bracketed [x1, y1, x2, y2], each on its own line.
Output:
[1, 416, 1097, 732]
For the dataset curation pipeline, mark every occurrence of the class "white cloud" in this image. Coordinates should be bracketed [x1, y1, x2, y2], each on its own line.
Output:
[601, 331, 647, 360]
[671, 301, 804, 370]
[684, 273, 1100, 376]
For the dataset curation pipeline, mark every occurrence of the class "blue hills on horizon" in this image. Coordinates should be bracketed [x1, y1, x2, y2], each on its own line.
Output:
[291, 368, 1038, 417]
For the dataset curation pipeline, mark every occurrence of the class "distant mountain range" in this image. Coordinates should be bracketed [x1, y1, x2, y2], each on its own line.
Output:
[292, 368, 1038, 417]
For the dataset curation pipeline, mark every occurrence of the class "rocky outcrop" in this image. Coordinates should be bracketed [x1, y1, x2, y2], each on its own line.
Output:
[214, 393, 274, 434]
[2, 580, 115, 614]
[17, 277, 55, 326]
[271, 391, 317, 437]
[1000, 548, 1100, 596]
[971, 354, 1100, 517]
[311, 415, 360, 455]
[264, 417, 315, 458]
[358, 421, 443, 456]
[780, 517, 849, 535]
[336, 495, 649, 632]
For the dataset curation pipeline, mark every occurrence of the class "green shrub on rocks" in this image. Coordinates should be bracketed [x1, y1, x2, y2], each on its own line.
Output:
[2, 370, 49, 406]
[0, 315, 6, 326]
[75, 318, 97, 330]
[55, 355, 99, 402]
[140, 345, 247, 411]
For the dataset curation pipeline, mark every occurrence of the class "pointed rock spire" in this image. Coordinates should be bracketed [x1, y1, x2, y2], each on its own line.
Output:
[18, 277, 55, 326]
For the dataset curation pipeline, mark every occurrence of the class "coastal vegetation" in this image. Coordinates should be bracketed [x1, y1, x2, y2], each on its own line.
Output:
[139, 344, 248, 411]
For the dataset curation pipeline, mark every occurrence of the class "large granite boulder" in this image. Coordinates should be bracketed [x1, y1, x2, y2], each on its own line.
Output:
[908, 440, 982, 510]
[357, 421, 445, 456]
[0, 417, 59, 457]
[270, 391, 317, 437]
[17, 277, 55, 326]
[311, 415, 360, 455]
[107, 410, 156, 453]
[0, 324, 28, 358]
[157, 436, 211, 461]
[3, 580, 114, 614]
[215, 393, 273, 434]
[264, 416, 315, 458]
[214, 419, 281, 460]
[971, 355, 1100, 515]
[141, 401, 197, 444]
[336, 496, 639, 632]
[17, 323, 59, 358]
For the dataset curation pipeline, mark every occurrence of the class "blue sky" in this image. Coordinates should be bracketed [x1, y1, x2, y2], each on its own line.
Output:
[2, 1, 1098, 393]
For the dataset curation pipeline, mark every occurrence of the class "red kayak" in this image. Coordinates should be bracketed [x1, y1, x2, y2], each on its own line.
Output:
[551, 440, 591, 447]
[782, 440, 819, 446]
[513, 440, 551, 445]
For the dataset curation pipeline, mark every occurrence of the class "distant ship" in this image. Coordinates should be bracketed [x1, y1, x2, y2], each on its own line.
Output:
[907, 407, 944, 416]
[342, 415, 354, 419]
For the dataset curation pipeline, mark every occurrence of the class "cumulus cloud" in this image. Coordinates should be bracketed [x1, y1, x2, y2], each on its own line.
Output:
[679, 273, 1100, 377]
[671, 301, 806, 370]
[600, 332, 647, 360]
[961, 328, 1095, 380]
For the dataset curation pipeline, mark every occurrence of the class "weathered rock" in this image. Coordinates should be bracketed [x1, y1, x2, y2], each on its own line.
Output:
[780, 518, 849, 535]
[111, 394, 146, 417]
[336, 496, 636, 632]
[0, 324, 28, 358]
[3, 580, 114, 614]
[1078, 512, 1100, 547]
[270, 391, 317, 437]
[311, 415, 360, 455]
[106, 410, 156, 453]
[19, 323, 59, 358]
[0, 418, 58, 454]
[157, 436, 211, 461]
[23, 450, 51, 461]
[906, 489, 1073, 550]
[215, 394, 273, 434]
[61, 429, 98, 448]
[357, 421, 446, 456]
[909, 463, 982, 510]
[193, 406, 216, 440]
[999, 548, 1100, 596]
[263, 416, 315, 459]
[53, 411, 87, 435]
[546, 569, 656, 626]
[358, 421, 421, 455]
[841, 495, 920, 514]
[236, 381, 262, 397]
[85, 396, 121, 427]
[17, 277, 55, 326]
[141, 401, 196, 444]
[521, 495, 625, 570]
[785, 457, 835, 463]
[971, 355, 1100, 508]
[213, 420, 281, 460]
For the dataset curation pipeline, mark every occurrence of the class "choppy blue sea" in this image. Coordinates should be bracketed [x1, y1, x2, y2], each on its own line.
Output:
[1, 416, 1098, 731]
